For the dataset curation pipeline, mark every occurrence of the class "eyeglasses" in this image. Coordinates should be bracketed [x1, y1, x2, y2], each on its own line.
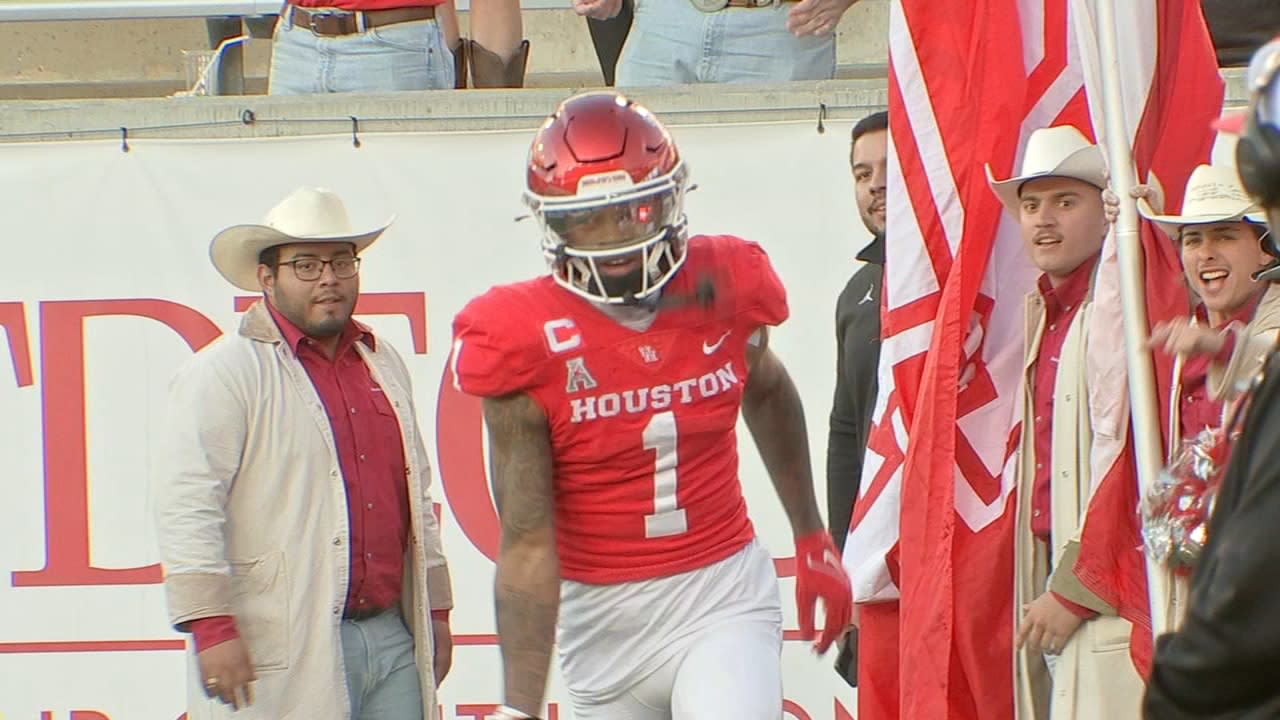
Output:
[277, 256, 361, 281]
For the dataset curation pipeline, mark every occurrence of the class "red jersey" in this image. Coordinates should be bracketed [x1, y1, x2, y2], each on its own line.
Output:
[451, 235, 789, 584]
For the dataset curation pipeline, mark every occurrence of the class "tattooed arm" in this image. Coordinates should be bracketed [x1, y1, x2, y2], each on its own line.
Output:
[742, 327, 824, 537]
[485, 392, 559, 717]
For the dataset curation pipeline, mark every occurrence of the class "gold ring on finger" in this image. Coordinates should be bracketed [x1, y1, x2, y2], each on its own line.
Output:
[205, 676, 220, 689]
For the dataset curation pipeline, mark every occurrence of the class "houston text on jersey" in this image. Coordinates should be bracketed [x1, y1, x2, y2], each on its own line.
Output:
[569, 360, 740, 423]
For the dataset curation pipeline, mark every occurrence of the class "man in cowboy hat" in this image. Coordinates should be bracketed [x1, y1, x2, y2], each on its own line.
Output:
[153, 187, 453, 719]
[1145, 38, 1280, 718]
[987, 124, 1145, 720]
[1142, 164, 1275, 442]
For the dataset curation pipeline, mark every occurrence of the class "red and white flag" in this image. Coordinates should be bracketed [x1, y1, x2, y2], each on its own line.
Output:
[1071, 0, 1224, 678]
[844, 0, 1221, 716]
[846, 1, 1073, 716]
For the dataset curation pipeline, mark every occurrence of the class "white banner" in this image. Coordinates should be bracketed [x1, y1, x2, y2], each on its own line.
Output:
[0, 121, 866, 719]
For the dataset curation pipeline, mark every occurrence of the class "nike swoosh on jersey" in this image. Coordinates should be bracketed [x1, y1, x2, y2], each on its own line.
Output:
[702, 330, 732, 355]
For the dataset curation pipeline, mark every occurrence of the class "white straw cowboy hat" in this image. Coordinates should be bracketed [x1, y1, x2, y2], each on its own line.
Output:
[1139, 164, 1267, 240]
[986, 125, 1108, 214]
[210, 187, 392, 291]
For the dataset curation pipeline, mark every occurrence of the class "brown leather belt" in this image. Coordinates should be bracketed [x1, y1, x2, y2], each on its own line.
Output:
[288, 4, 436, 36]
[697, 0, 798, 9]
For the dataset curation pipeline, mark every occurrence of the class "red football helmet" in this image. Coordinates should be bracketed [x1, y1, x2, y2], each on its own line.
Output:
[525, 91, 690, 304]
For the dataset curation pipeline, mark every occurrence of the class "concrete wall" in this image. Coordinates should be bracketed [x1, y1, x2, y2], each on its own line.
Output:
[0, 0, 889, 98]
[0, 79, 889, 142]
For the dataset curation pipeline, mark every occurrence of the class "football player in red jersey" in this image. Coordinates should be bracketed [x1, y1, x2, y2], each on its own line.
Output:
[450, 91, 853, 720]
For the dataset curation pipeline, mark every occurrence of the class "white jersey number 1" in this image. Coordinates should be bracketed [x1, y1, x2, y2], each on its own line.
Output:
[642, 410, 688, 538]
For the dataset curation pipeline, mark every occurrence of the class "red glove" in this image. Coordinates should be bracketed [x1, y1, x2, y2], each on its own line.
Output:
[794, 530, 853, 653]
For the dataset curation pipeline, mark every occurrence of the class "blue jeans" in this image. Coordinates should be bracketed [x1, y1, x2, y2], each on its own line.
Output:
[616, 0, 835, 85]
[341, 609, 423, 720]
[269, 11, 455, 94]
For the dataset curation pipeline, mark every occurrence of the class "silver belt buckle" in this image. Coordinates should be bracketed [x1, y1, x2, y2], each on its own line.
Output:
[689, 0, 729, 12]
[303, 8, 344, 36]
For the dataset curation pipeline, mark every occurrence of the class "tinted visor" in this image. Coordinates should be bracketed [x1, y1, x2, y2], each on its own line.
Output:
[542, 188, 681, 255]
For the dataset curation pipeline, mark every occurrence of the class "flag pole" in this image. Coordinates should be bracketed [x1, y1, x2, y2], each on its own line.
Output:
[1092, 0, 1172, 639]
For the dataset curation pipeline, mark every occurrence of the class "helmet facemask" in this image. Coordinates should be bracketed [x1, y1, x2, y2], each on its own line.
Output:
[529, 163, 690, 305]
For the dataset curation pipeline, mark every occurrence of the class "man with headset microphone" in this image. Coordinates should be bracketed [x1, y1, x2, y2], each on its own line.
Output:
[1143, 37, 1280, 719]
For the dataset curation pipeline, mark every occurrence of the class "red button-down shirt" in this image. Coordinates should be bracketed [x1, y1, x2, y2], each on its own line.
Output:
[271, 303, 411, 614]
[1178, 301, 1256, 440]
[1030, 255, 1099, 542]
[189, 301, 412, 651]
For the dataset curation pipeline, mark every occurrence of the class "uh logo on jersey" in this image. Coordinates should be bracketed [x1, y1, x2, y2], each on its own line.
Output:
[542, 318, 742, 424]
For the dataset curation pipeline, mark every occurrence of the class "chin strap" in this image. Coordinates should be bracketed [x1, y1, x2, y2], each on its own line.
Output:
[619, 290, 660, 311]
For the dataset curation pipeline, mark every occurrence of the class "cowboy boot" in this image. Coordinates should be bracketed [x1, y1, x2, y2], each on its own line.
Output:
[586, 0, 632, 86]
[451, 40, 468, 88]
[467, 39, 530, 88]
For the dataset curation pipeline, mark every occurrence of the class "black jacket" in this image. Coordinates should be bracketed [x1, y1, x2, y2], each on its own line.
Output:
[826, 234, 884, 554]
[1145, 350, 1280, 718]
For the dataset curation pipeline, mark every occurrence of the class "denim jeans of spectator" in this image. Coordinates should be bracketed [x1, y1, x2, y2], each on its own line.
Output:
[616, 0, 835, 86]
[341, 609, 424, 720]
[269, 12, 455, 95]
